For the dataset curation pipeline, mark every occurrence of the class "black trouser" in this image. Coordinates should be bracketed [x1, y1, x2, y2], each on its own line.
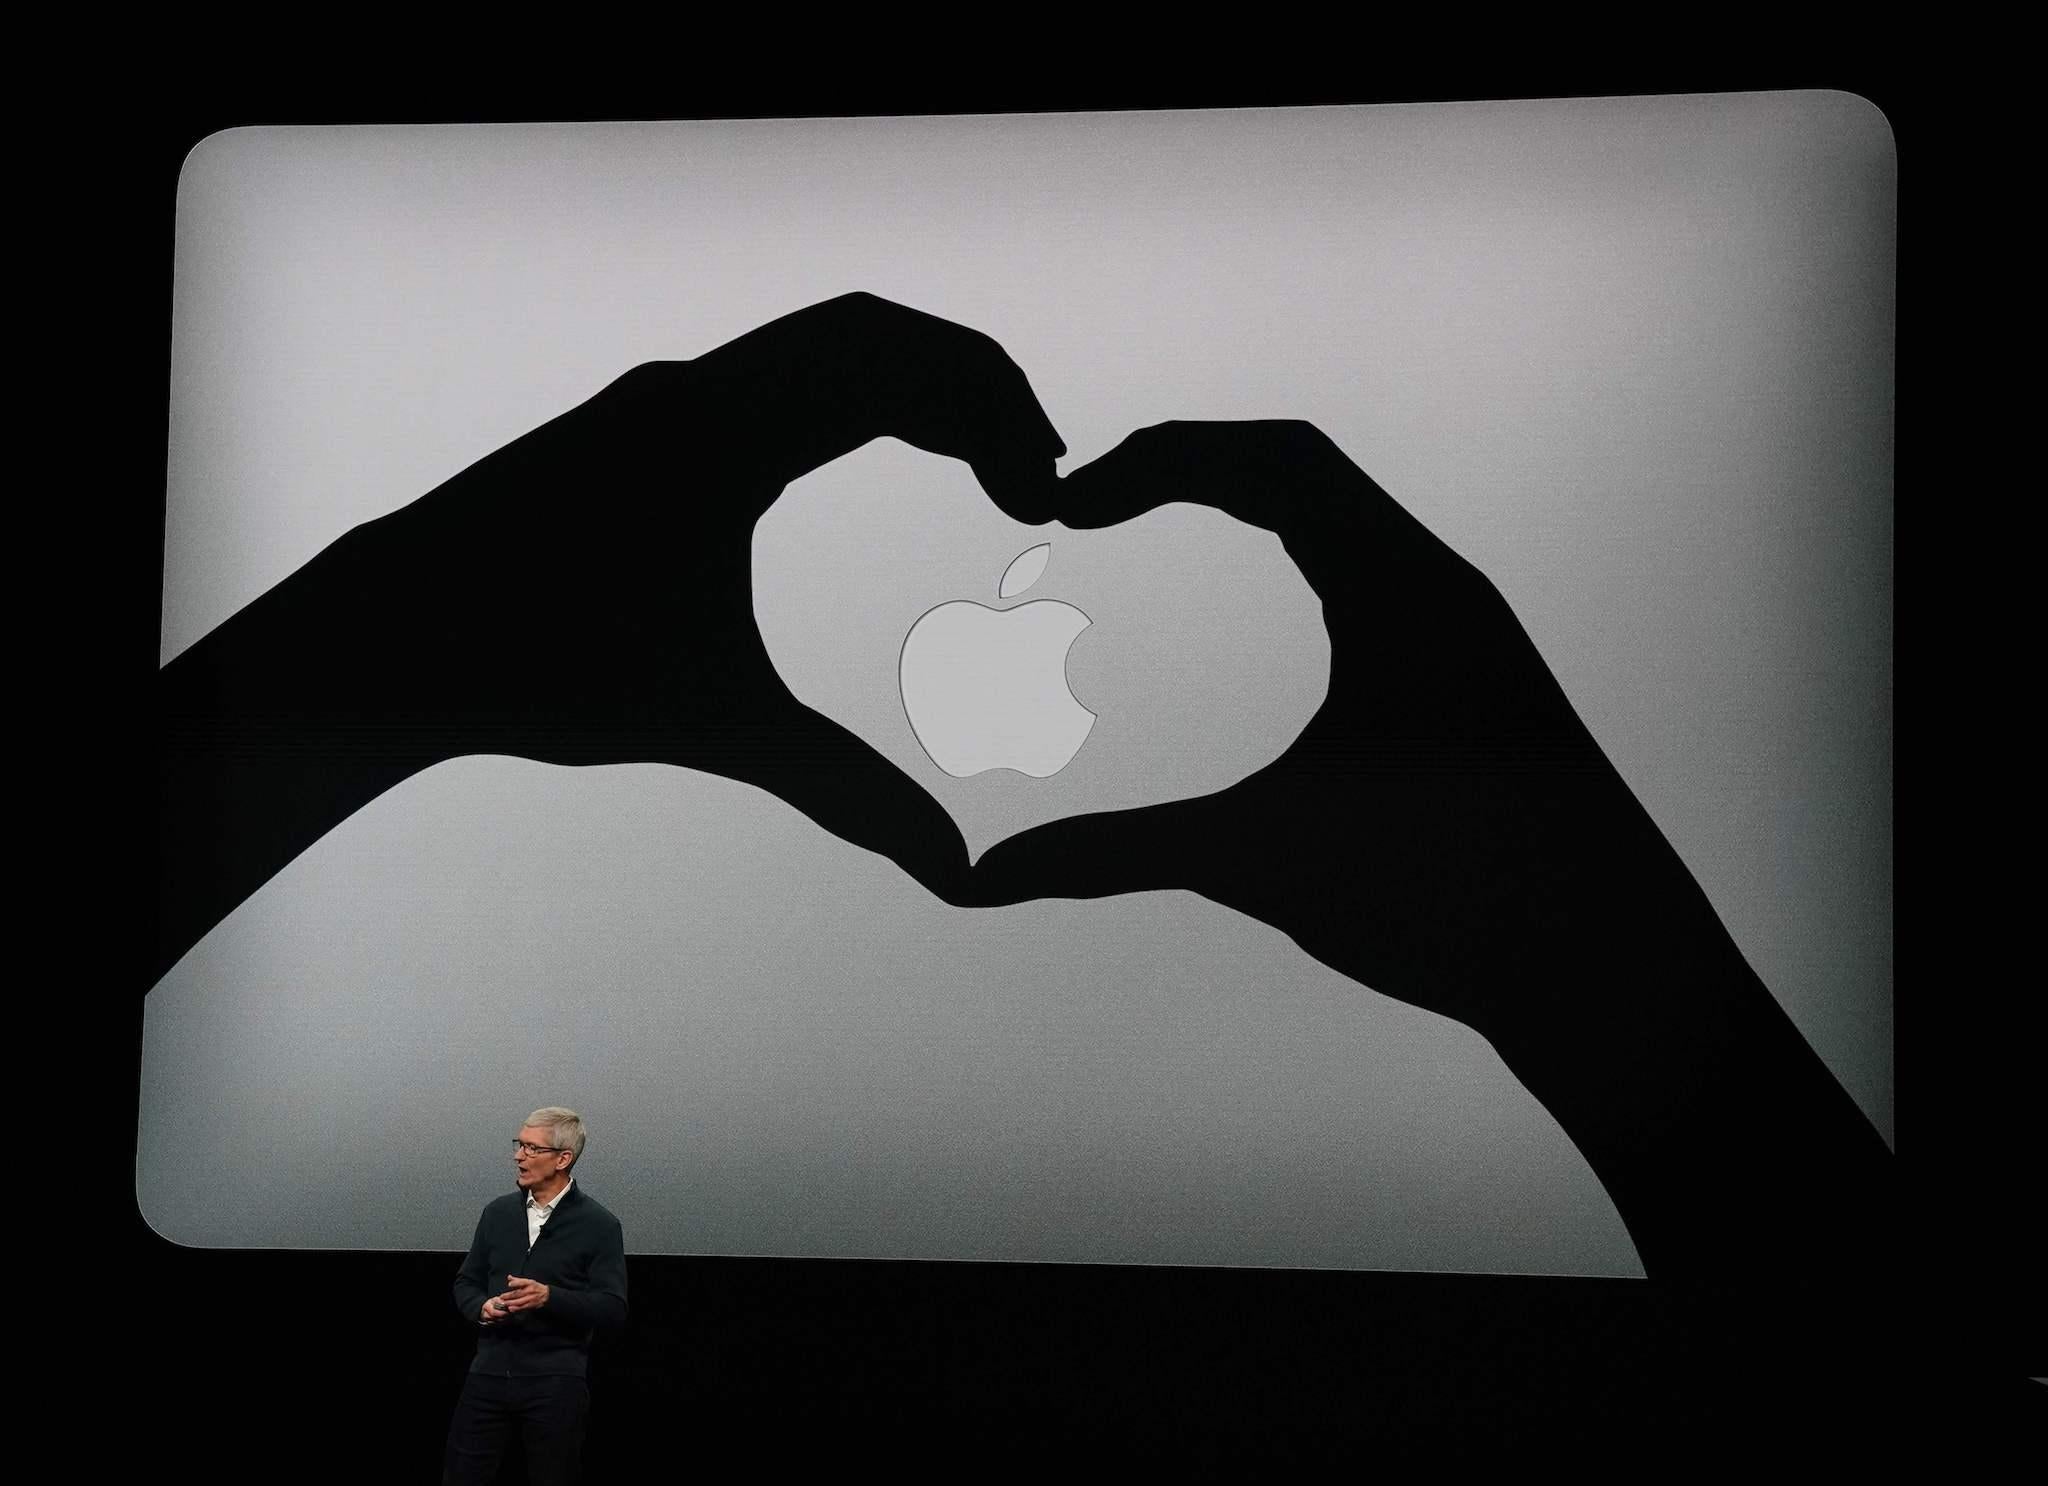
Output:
[443, 1371, 591, 1485]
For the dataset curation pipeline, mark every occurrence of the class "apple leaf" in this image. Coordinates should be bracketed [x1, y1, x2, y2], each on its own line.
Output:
[998, 543, 1052, 599]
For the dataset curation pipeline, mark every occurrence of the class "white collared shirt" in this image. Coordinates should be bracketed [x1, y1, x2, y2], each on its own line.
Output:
[525, 1176, 572, 1249]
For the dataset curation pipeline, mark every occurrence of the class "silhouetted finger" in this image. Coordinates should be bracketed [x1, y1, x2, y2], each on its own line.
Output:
[692, 292, 1066, 514]
[829, 291, 1066, 474]
[686, 695, 974, 904]
[963, 794, 1226, 909]
[1051, 420, 1432, 596]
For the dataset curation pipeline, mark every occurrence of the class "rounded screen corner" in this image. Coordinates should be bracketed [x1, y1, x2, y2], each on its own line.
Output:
[133, 1178, 205, 1252]
[175, 124, 269, 210]
[1816, 87, 1899, 163]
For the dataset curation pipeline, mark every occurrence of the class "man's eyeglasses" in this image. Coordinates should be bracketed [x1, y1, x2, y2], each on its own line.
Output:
[514, 1140, 566, 1157]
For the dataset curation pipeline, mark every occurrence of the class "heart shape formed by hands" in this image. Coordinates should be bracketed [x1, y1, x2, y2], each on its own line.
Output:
[737, 362, 1630, 1048]
[162, 291, 1622, 1044]
[754, 437, 1329, 865]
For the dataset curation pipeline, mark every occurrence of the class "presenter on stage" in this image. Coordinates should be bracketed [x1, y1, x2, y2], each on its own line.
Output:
[444, 1108, 627, 1485]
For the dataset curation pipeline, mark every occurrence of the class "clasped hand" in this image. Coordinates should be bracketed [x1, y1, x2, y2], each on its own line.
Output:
[479, 1276, 548, 1325]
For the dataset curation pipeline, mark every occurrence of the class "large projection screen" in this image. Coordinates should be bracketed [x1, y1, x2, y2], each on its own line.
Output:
[144, 95, 1893, 1277]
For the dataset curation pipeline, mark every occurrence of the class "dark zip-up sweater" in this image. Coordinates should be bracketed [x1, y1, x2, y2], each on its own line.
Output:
[453, 1182, 628, 1377]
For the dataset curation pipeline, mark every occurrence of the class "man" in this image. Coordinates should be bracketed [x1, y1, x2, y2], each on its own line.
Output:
[444, 1107, 628, 1485]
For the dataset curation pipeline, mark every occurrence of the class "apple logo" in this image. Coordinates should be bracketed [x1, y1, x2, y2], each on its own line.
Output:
[899, 543, 1096, 778]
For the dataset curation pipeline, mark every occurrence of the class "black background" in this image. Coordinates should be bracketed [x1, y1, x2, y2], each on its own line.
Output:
[96, 63, 2036, 1474]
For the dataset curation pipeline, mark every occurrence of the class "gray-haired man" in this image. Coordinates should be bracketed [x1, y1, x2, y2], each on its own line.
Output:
[443, 1107, 628, 1485]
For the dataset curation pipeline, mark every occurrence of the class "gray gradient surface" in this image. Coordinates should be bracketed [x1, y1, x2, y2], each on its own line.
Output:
[146, 95, 1894, 1274]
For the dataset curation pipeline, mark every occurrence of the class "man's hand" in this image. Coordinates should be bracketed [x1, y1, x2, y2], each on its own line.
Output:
[498, 1277, 550, 1315]
[478, 1294, 512, 1326]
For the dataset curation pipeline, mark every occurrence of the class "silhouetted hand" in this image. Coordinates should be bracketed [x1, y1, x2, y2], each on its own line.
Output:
[374, 292, 1067, 885]
[966, 421, 1892, 1282]
[156, 293, 1063, 978]
[967, 420, 1641, 1040]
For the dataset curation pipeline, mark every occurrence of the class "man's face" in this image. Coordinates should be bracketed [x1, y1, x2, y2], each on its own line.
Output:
[514, 1124, 572, 1193]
